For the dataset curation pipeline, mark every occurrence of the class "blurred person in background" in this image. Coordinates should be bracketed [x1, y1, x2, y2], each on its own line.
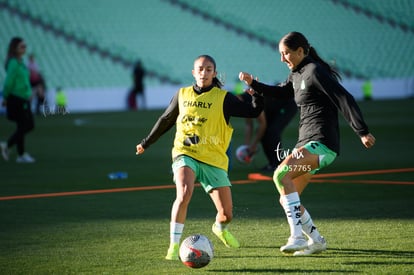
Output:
[1, 37, 35, 163]
[127, 60, 146, 110]
[239, 31, 376, 256]
[237, 89, 297, 173]
[28, 53, 47, 115]
[55, 86, 68, 115]
[361, 79, 373, 100]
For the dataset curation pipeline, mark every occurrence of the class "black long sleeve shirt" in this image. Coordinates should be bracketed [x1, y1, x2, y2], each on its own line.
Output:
[251, 56, 369, 155]
[140, 85, 264, 149]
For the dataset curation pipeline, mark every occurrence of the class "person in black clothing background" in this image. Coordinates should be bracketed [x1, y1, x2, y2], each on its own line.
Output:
[239, 32, 376, 256]
[127, 60, 145, 110]
[1, 37, 36, 163]
[238, 91, 297, 173]
[259, 93, 297, 172]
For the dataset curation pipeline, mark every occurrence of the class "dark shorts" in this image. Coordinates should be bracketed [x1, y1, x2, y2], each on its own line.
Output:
[6, 95, 32, 123]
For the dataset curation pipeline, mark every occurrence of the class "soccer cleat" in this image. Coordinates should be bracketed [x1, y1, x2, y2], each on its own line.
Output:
[16, 153, 35, 163]
[293, 236, 327, 256]
[212, 223, 240, 248]
[165, 243, 179, 260]
[280, 236, 308, 253]
[0, 142, 9, 161]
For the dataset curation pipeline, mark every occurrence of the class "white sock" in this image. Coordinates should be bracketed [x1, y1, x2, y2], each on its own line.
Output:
[169, 222, 184, 245]
[214, 221, 227, 231]
[301, 209, 321, 242]
[281, 192, 303, 238]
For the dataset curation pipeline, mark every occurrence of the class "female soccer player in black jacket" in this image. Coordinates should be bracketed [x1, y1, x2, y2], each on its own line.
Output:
[239, 31, 376, 256]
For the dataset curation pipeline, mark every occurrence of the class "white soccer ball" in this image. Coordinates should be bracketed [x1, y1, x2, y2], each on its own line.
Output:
[179, 234, 214, 269]
[235, 145, 254, 164]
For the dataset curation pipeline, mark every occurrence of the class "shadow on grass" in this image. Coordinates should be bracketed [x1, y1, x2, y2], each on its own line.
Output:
[342, 261, 414, 266]
[207, 268, 357, 273]
[206, 247, 413, 273]
[328, 247, 414, 258]
[216, 246, 414, 260]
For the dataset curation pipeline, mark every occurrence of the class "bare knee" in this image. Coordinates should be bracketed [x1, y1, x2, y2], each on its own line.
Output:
[174, 182, 194, 207]
[175, 190, 192, 207]
[273, 165, 291, 193]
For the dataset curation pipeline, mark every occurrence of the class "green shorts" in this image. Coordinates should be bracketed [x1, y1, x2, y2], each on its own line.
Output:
[172, 155, 231, 193]
[302, 141, 337, 174]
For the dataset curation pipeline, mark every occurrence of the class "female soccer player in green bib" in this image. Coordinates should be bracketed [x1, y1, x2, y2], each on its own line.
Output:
[136, 55, 264, 260]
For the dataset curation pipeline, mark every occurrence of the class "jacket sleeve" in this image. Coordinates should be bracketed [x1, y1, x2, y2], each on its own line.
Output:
[3, 59, 18, 99]
[140, 92, 179, 149]
[250, 79, 294, 99]
[313, 68, 370, 136]
[223, 92, 264, 123]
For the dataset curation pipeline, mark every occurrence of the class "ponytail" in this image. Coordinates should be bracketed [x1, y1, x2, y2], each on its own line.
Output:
[308, 46, 341, 81]
[212, 76, 223, 88]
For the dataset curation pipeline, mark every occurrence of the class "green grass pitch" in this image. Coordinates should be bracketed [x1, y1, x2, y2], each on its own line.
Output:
[0, 99, 413, 274]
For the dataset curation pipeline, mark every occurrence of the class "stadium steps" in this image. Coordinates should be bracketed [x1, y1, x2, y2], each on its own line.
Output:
[1, 0, 413, 90]
[6, 0, 281, 85]
[0, 0, 181, 86]
[162, 0, 278, 49]
[165, 0, 370, 78]
[170, 0, 414, 78]
[331, 0, 414, 33]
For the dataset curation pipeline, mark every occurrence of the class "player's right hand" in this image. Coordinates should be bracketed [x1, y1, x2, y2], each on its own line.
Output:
[361, 133, 376, 149]
[136, 144, 145, 155]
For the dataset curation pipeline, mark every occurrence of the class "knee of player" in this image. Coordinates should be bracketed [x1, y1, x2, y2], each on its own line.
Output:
[175, 191, 193, 205]
[273, 165, 289, 193]
[174, 197, 191, 208]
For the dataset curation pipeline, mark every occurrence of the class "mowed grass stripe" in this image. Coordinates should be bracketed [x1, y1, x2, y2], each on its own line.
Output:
[0, 179, 256, 201]
[1, 168, 412, 201]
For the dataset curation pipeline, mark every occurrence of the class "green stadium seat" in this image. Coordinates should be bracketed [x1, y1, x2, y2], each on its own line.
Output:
[1, 0, 413, 90]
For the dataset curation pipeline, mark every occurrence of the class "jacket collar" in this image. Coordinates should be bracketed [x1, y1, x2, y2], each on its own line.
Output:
[193, 83, 215, 94]
[292, 56, 312, 73]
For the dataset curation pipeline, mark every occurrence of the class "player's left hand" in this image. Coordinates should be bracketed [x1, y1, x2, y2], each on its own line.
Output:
[361, 133, 376, 148]
[136, 144, 145, 155]
[245, 88, 255, 95]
